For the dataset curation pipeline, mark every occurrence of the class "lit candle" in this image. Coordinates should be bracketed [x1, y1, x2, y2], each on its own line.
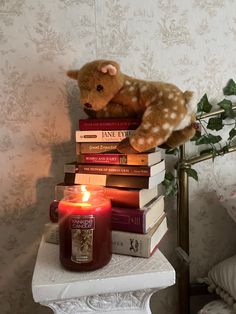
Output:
[58, 185, 112, 271]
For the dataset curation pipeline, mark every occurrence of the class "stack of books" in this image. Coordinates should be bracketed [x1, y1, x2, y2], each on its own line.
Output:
[45, 118, 168, 258]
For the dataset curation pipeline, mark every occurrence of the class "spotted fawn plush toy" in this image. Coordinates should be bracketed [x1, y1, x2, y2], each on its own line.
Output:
[67, 60, 197, 153]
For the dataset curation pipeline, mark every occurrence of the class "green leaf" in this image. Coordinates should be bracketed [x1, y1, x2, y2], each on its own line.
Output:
[190, 130, 201, 141]
[197, 94, 212, 113]
[217, 99, 235, 118]
[164, 183, 178, 197]
[195, 134, 222, 145]
[222, 145, 229, 153]
[217, 99, 232, 111]
[185, 168, 198, 181]
[165, 148, 179, 155]
[207, 117, 223, 131]
[229, 128, 236, 140]
[164, 171, 175, 182]
[223, 79, 236, 96]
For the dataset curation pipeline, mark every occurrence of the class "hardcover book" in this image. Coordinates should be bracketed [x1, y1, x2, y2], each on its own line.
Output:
[79, 118, 141, 131]
[76, 151, 162, 166]
[76, 130, 134, 143]
[43, 214, 167, 257]
[112, 215, 167, 257]
[105, 186, 160, 208]
[76, 142, 120, 154]
[112, 195, 165, 233]
[64, 160, 165, 177]
[52, 183, 160, 209]
[64, 170, 166, 189]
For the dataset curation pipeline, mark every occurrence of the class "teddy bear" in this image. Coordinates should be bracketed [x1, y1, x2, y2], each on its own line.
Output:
[67, 59, 196, 153]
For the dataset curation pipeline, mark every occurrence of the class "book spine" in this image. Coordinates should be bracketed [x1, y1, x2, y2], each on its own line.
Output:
[79, 118, 140, 131]
[76, 142, 119, 154]
[112, 208, 145, 233]
[76, 130, 133, 143]
[105, 188, 140, 208]
[66, 164, 151, 177]
[44, 223, 59, 245]
[64, 173, 151, 189]
[77, 153, 151, 166]
[112, 230, 150, 257]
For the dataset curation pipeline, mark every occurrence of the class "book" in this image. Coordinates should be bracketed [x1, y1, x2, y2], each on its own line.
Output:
[79, 118, 141, 131]
[76, 130, 134, 143]
[43, 214, 167, 257]
[64, 160, 165, 177]
[112, 195, 165, 233]
[44, 222, 59, 245]
[76, 142, 120, 154]
[64, 169, 166, 189]
[112, 214, 167, 257]
[76, 151, 162, 166]
[105, 186, 160, 208]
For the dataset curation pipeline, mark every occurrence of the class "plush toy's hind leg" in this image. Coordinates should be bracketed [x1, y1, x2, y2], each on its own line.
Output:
[117, 103, 187, 153]
[160, 124, 196, 149]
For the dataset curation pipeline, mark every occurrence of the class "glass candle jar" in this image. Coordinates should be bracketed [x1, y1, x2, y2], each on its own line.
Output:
[58, 185, 112, 271]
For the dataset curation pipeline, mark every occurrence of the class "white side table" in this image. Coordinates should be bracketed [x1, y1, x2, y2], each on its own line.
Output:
[32, 238, 175, 314]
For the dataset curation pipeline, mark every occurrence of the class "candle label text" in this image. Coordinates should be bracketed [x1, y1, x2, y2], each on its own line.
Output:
[70, 215, 95, 264]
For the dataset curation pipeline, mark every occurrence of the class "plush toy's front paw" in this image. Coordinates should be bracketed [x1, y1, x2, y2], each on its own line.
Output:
[117, 137, 139, 154]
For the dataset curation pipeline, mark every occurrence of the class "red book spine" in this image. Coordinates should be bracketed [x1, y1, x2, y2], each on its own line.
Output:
[105, 188, 139, 208]
[112, 207, 144, 233]
[78, 154, 122, 165]
[79, 118, 140, 130]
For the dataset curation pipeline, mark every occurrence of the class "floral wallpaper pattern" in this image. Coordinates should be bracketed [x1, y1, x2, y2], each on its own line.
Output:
[0, 0, 236, 313]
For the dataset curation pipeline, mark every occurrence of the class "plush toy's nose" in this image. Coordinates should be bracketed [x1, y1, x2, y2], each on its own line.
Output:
[84, 103, 92, 109]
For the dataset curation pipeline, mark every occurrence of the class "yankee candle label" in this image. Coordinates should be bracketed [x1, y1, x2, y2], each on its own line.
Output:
[71, 216, 95, 229]
[70, 215, 95, 264]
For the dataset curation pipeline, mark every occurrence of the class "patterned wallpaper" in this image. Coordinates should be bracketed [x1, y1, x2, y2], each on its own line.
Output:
[0, 0, 236, 313]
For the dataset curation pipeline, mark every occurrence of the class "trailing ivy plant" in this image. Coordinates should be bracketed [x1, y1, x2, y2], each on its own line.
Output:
[162, 79, 236, 197]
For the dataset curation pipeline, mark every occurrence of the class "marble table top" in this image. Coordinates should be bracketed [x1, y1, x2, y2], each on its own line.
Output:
[32, 238, 175, 303]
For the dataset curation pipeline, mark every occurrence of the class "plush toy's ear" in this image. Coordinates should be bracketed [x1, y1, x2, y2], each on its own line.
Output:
[99, 61, 119, 76]
[67, 70, 79, 80]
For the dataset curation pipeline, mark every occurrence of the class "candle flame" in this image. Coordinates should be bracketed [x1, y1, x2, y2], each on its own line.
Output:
[81, 185, 91, 202]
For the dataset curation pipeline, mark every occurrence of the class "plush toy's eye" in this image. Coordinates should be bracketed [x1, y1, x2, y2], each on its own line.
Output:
[96, 84, 104, 92]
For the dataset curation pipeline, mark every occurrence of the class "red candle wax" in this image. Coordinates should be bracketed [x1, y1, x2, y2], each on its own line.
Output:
[58, 186, 112, 271]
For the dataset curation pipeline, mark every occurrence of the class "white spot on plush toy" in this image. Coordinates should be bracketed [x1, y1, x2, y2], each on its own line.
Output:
[129, 86, 135, 91]
[152, 126, 160, 133]
[168, 93, 174, 99]
[173, 105, 178, 110]
[151, 96, 156, 102]
[162, 123, 170, 130]
[143, 122, 151, 129]
[132, 96, 137, 102]
[130, 137, 135, 144]
[164, 113, 169, 118]
[170, 112, 177, 119]
[163, 108, 169, 112]
[158, 91, 163, 97]
[180, 99, 185, 105]
[125, 80, 131, 85]
[141, 85, 147, 92]
[144, 107, 152, 117]
[138, 138, 145, 145]
[174, 96, 179, 101]
[147, 137, 154, 144]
